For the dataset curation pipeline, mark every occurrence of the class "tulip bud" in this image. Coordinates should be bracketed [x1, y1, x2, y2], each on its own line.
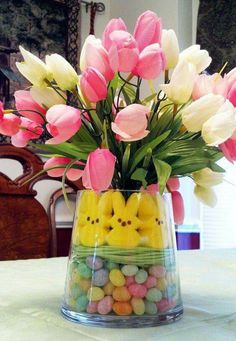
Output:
[0, 113, 21, 136]
[192, 73, 228, 100]
[16, 46, 52, 87]
[80, 67, 107, 103]
[194, 185, 217, 207]
[179, 44, 212, 73]
[160, 60, 197, 104]
[30, 86, 66, 109]
[227, 83, 236, 107]
[44, 157, 84, 181]
[161, 29, 179, 70]
[133, 10, 162, 52]
[11, 117, 43, 147]
[82, 148, 116, 191]
[202, 100, 236, 145]
[46, 54, 79, 91]
[102, 18, 127, 51]
[192, 168, 223, 187]
[181, 94, 225, 132]
[132, 43, 165, 80]
[0, 101, 4, 121]
[80, 35, 114, 81]
[220, 134, 236, 163]
[171, 191, 184, 225]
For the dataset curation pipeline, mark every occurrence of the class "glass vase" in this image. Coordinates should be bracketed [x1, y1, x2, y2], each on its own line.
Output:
[61, 190, 183, 327]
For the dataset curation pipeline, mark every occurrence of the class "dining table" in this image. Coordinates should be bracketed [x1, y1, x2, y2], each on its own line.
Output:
[0, 248, 236, 341]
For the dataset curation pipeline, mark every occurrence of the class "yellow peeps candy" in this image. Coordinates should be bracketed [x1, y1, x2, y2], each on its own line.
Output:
[106, 192, 141, 247]
[138, 193, 169, 249]
[73, 190, 113, 247]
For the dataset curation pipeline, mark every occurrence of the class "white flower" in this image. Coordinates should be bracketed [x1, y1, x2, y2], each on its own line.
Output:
[16, 46, 52, 87]
[181, 94, 225, 132]
[30, 86, 66, 109]
[46, 54, 79, 91]
[179, 44, 212, 73]
[161, 29, 179, 70]
[193, 168, 224, 187]
[194, 185, 217, 207]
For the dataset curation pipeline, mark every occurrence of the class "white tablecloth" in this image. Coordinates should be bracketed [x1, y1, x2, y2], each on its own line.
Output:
[0, 249, 236, 341]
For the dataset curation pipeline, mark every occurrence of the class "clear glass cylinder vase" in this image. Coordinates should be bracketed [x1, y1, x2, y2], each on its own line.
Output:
[61, 190, 183, 327]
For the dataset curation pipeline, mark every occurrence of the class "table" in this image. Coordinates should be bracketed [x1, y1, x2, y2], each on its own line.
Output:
[0, 249, 236, 341]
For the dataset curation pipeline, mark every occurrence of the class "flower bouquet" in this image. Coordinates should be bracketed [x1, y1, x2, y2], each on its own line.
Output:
[1, 10, 236, 327]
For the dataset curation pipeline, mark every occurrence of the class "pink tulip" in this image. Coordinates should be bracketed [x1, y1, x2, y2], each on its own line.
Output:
[80, 67, 107, 103]
[46, 104, 81, 144]
[171, 191, 185, 225]
[167, 177, 180, 191]
[132, 44, 165, 80]
[220, 131, 236, 162]
[82, 148, 116, 191]
[0, 113, 21, 136]
[226, 67, 236, 90]
[14, 90, 46, 124]
[44, 157, 84, 181]
[111, 104, 150, 142]
[108, 30, 139, 73]
[0, 101, 4, 120]
[80, 36, 114, 81]
[11, 117, 43, 147]
[192, 74, 228, 100]
[133, 10, 162, 52]
[227, 83, 236, 107]
[102, 18, 127, 51]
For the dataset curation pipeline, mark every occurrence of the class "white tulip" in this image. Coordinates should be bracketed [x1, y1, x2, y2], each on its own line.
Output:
[160, 60, 197, 104]
[202, 100, 236, 145]
[181, 94, 225, 132]
[193, 168, 224, 187]
[161, 29, 179, 70]
[46, 54, 79, 91]
[30, 86, 66, 109]
[16, 46, 52, 87]
[194, 185, 217, 207]
[179, 44, 212, 73]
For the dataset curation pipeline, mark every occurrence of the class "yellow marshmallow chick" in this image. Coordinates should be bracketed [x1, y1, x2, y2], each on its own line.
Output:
[138, 193, 169, 248]
[73, 190, 113, 247]
[106, 192, 141, 248]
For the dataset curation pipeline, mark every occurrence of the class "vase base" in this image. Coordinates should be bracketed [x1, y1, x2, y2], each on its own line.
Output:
[61, 304, 184, 328]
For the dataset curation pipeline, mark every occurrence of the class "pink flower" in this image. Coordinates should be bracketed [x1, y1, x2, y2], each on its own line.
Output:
[0, 101, 4, 121]
[192, 74, 228, 100]
[46, 104, 81, 144]
[227, 83, 236, 107]
[132, 44, 165, 80]
[108, 30, 139, 73]
[11, 117, 43, 147]
[80, 67, 107, 103]
[133, 10, 162, 52]
[82, 148, 116, 191]
[0, 113, 21, 136]
[171, 191, 184, 225]
[220, 131, 236, 162]
[14, 90, 46, 124]
[102, 18, 127, 51]
[44, 157, 84, 181]
[80, 35, 114, 81]
[111, 104, 150, 142]
[167, 177, 180, 191]
[226, 67, 236, 90]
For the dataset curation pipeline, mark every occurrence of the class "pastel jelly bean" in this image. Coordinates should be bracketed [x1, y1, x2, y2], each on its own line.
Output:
[77, 263, 92, 279]
[70, 285, 84, 299]
[128, 284, 147, 298]
[146, 288, 162, 302]
[163, 284, 176, 298]
[71, 269, 81, 283]
[131, 297, 145, 315]
[149, 265, 166, 278]
[109, 269, 125, 287]
[125, 276, 135, 286]
[112, 286, 131, 302]
[112, 302, 132, 316]
[78, 278, 91, 292]
[97, 296, 114, 315]
[87, 287, 105, 301]
[103, 281, 114, 295]
[156, 278, 167, 291]
[86, 256, 103, 270]
[135, 269, 148, 284]
[157, 298, 172, 312]
[76, 295, 89, 312]
[106, 261, 119, 271]
[144, 276, 157, 289]
[144, 299, 158, 315]
[93, 269, 109, 287]
[121, 265, 138, 276]
[86, 301, 98, 314]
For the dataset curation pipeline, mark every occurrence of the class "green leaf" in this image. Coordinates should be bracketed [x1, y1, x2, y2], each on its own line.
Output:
[156, 138, 205, 159]
[30, 142, 89, 160]
[170, 156, 209, 175]
[143, 148, 152, 169]
[152, 158, 172, 194]
[142, 93, 157, 105]
[122, 143, 131, 176]
[131, 168, 148, 187]
[208, 162, 226, 173]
